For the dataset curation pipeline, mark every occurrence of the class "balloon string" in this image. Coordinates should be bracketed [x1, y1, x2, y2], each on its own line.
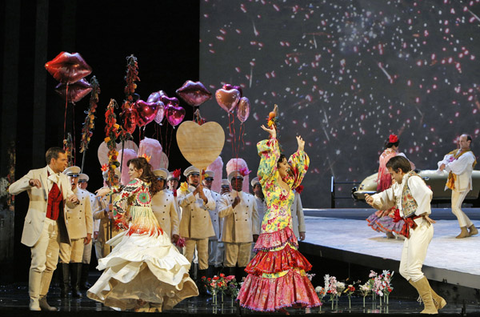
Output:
[64, 84, 69, 141]
[72, 103, 76, 166]
[168, 124, 174, 159]
[227, 112, 235, 159]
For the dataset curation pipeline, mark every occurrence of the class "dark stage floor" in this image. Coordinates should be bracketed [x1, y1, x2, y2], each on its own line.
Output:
[1, 278, 479, 316]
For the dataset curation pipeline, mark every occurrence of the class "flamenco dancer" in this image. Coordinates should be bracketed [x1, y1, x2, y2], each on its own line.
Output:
[237, 108, 320, 313]
[88, 157, 198, 312]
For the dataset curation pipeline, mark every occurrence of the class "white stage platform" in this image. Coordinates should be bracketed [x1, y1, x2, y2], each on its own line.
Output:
[301, 214, 480, 289]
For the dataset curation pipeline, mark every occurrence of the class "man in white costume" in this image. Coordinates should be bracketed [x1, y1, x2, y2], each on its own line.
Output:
[152, 168, 180, 242]
[8, 147, 78, 311]
[177, 166, 216, 287]
[437, 134, 478, 238]
[202, 170, 224, 277]
[59, 166, 93, 298]
[218, 170, 260, 280]
[366, 156, 446, 314]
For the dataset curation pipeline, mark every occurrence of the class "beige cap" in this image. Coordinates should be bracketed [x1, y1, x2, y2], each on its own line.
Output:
[78, 173, 89, 182]
[153, 168, 169, 180]
[183, 166, 200, 177]
[63, 166, 81, 177]
[250, 176, 260, 187]
[228, 171, 244, 183]
[204, 170, 215, 180]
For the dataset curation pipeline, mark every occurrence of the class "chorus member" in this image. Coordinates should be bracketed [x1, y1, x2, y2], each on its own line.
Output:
[152, 168, 180, 242]
[177, 166, 216, 289]
[202, 170, 223, 277]
[218, 170, 259, 281]
[59, 166, 93, 298]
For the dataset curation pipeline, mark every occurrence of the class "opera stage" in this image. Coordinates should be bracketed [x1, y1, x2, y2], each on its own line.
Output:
[1, 208, 479, 316]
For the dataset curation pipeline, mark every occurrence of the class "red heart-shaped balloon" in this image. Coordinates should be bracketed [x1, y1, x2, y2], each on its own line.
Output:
[215, 88, 241, 113]
[176, 80, 212, 107]
[55, 78, 92, 104]
[45, 52, 92, 84]
[237, 97, 250, 123]
[165, 104, 186, 127]
[135, 100, 159, 127]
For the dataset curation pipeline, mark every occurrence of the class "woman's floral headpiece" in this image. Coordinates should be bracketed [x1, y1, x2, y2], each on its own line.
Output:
[388, 134, 398, 143]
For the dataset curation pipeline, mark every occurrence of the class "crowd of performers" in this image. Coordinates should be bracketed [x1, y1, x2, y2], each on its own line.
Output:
[8, 121, 477, 314]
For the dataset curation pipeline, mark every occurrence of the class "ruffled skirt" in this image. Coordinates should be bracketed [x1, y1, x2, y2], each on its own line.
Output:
[87, 207, 198, 311]
[237, 226, 320, 311]
[367, 208, 405, 234]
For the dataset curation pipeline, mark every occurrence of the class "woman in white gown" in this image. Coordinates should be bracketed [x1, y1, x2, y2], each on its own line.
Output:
[88, 157, 198, 312]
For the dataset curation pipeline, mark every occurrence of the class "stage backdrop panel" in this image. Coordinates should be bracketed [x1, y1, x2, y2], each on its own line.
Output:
[199, 0, 480, 208]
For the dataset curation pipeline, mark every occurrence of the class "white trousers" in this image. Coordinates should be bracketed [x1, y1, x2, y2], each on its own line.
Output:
[451, 189, 473, 228]
[30, 218, 60, 298]
[208, 239, 224, 267]
[399, 217, 433, 283]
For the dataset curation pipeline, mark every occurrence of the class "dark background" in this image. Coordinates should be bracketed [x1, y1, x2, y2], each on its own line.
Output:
[0, 0, 200, 282]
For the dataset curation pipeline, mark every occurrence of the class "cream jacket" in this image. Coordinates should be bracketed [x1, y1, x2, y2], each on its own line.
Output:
[177, 185, 216, 239]
[151, 189, 180, 238]
[218, 190, 260, 243]
[8, 166, 76, 247]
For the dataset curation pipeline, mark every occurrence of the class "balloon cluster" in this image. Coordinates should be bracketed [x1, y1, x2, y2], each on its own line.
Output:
[45, 52, 93, 103]
[215, 84, 250, 123]
[147, 90, 185, 128]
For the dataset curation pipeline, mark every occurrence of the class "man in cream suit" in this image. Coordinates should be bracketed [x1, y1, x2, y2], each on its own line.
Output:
[152, 168, 180, 242]
[94, 168, 122, 259]
[8, 147, 78, 311]
[177, 166, 216, 286]
[203, 170, 223, 277]
[59, 166, 93, 298]
[438, 134, 478, 238]
[218, 171, 260, 280]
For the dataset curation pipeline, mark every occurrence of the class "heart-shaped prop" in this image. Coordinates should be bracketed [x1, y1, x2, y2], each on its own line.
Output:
[55, 78, 92, 104]
[236, 97, 250, 123]
[215, 88, 240, 113]
[176, 121, 225, 170]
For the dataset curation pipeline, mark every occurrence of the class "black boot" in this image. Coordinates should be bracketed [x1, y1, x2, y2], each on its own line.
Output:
[189, 262, 198, 281]
[226, 266, 236, 281]
[207, 265, 214, 278]
[70, 263, 83, 298]
[237, 267, 247, 282]
[214, 266, 223, 277]
[79, 263, 91, 290]
[60, 263, 70, 298]
[197, 269, 208, 296]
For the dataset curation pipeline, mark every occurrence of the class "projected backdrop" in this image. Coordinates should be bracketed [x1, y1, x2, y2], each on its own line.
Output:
[199, 0, 480, 208]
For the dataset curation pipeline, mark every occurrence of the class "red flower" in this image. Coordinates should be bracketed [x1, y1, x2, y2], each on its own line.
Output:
[220, 273, 225, 278]
[389, 134, 399, 143]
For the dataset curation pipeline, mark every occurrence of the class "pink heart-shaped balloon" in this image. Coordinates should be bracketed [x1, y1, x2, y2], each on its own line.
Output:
[160, 95, 180, 108]
[147, 91, 161, 103]
[223, 84, 243, 98]
[45, 52, 92, 84]
[176, 80, 212, 107]
[135, 100, 159, 127]
[55, 78, 92, 104]
[236, 97, 250, 123]
[165, 105, 186, 127]
[215, 88, 240, 113]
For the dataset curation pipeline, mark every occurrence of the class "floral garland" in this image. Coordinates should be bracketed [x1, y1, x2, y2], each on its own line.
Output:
[63, 133, 74, 166]
[121, 54, 140, 139]
[104, 99, 121, 185]
[80, 76, 100, 153]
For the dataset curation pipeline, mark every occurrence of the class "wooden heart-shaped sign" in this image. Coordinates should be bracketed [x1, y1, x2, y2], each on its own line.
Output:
[176, 121, 225, 170]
